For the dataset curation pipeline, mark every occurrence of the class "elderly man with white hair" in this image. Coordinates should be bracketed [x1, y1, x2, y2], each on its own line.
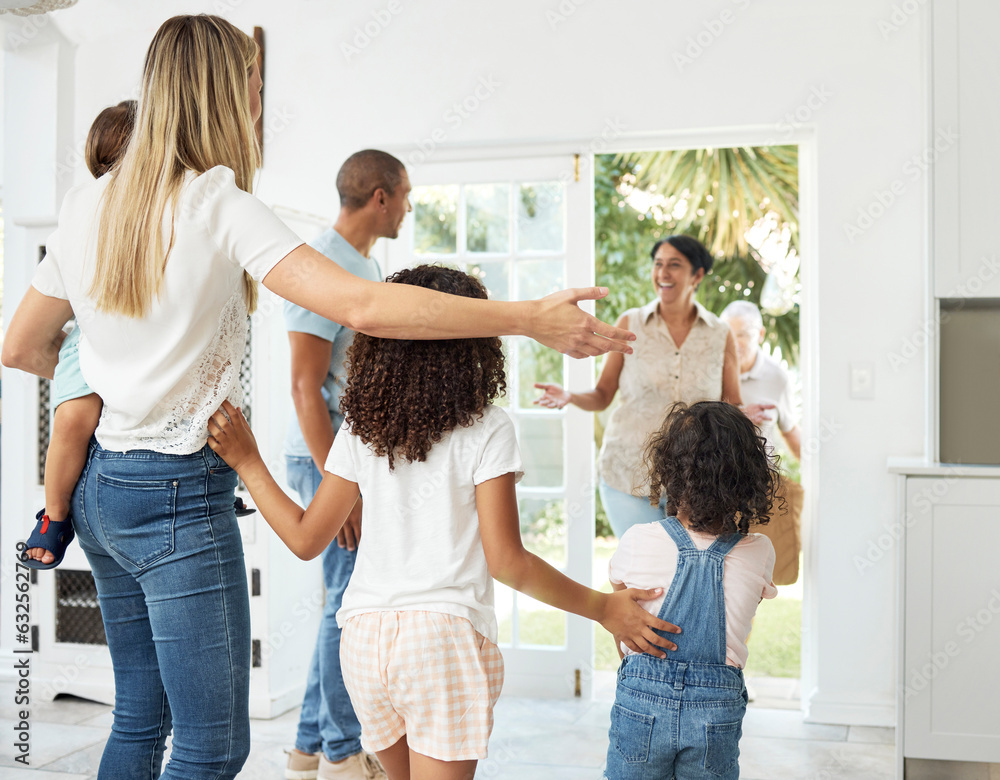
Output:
[721, 300, 803, 586]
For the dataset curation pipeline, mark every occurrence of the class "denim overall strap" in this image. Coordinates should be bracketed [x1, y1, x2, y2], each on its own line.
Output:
[655, 518, 740, 665]
[707, 530, 742, 558]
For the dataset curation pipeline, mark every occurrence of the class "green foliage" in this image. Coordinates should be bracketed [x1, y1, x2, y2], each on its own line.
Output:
[497, 609, 567, 647]
[412, 185, 458, 255]
[594, 153, 800, 366]
[595, 486, 613, 538]
[742, 597, 802, 678]
[518, 340, 562, 408]
[620, 146, 799, 259]
[594, 154, 664, 326]
[520, 498, 564, 543]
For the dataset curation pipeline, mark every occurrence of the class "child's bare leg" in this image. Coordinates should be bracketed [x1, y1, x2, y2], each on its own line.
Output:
[30, 393, 102, 564]
[376, 736, 410, 780]
[409, 749, 477, 780]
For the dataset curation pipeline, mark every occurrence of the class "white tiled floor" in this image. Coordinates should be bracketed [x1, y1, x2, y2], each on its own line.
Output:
[0, 673, 896, 779]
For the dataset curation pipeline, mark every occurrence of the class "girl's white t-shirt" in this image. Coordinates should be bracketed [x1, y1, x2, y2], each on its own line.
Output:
[326, 405, 524, 643]
[609, 521, 778, 668]
[31, 166, 304, 454]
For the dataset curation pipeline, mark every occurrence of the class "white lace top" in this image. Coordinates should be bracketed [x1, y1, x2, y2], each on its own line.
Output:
[32, 166, 304, 454]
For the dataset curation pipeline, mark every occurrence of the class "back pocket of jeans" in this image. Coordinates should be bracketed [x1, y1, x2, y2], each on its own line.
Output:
[704, 719, 742, 776]
[96, 474, 177, 569]
[611, 704, 655, 764]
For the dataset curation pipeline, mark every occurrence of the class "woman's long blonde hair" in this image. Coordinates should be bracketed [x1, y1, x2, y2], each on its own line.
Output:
[91, 14, 260, 317]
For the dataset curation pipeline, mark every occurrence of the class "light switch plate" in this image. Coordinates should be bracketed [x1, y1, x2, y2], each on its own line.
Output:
[850, 362, 875, 399]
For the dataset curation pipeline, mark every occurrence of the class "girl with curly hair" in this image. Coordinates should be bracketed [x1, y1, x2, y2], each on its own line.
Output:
[208, 265, 681, 780]
[604, 401, 780, 780]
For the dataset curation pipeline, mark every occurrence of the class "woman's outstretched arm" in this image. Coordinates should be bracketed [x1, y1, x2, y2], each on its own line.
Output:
[263, 244, 635, 359]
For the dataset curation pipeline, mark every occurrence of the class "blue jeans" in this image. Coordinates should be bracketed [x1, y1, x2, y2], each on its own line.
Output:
[286, 455, 362, 762]
[72, 440, 250, 780]
[599, 479, 666, 538]
[605, 657, 747, 779]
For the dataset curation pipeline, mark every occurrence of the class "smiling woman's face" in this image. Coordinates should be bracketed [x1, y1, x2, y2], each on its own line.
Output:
[650, 242, 705, 307]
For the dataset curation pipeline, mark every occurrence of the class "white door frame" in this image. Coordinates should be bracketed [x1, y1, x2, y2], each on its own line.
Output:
[383, 153, 597, 698]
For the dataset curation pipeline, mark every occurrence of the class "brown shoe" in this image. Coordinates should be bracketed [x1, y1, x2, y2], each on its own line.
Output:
[285, 748, 321, 780]
[317, 752, 387, 780]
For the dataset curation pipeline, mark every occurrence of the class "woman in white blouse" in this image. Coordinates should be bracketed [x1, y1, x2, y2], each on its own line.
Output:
[1, 15, 633, 780]
[535, 236, 755, 539]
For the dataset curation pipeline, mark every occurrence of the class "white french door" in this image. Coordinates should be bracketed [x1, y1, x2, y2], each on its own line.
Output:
[383, 153, 597, 698]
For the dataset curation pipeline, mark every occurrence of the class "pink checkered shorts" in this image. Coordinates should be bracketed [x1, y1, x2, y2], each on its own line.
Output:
[340, 610, 505, 761]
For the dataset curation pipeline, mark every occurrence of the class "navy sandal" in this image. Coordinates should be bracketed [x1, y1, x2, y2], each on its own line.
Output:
[233, 497, 257, 517]
[22, 508, 75, 570]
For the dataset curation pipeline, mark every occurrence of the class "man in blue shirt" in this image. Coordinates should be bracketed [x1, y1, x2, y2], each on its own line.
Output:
[284, 150, 410, 780]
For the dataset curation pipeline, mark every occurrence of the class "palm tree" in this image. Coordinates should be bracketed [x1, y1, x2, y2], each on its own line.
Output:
[619, 146, 798, 258]
[597, 146, 800, 364]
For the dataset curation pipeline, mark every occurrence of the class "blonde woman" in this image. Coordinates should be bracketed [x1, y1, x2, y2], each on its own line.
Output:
[1, 15, 633, 780]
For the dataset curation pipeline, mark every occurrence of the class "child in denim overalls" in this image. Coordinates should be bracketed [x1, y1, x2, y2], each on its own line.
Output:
[606, 401, 780, 779]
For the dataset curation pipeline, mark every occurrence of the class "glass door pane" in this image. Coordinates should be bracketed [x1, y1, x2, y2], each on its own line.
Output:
[385, 154, 595, 697]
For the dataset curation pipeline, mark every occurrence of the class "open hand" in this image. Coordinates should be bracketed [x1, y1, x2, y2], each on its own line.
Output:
[207, 400, 262, 474]
[530, 288, 635, 359]
[532, 383, 571, 409]
[600, 588, 681, 658]
[741, 402, 776, 426]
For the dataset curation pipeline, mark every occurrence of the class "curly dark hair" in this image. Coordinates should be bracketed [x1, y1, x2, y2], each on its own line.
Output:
[340, 264, 507, 470]
[646, 401, 781, 536]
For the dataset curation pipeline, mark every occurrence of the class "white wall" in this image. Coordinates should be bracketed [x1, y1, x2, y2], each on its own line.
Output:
[7, 0, 932, 725]
[0, 44, 5, 193]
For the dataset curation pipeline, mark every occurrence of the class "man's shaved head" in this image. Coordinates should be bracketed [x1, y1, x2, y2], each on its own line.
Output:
[337, 149, 406, 211]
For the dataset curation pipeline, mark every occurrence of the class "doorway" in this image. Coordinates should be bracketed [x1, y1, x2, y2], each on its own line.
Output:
[382, 137, 815, 707]
[589, 145, 804, 708]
